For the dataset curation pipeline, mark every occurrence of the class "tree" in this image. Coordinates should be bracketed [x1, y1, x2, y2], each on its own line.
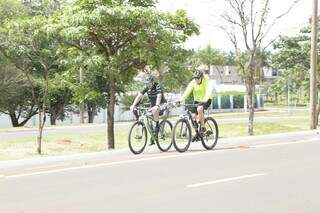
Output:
[0, 0, 28, 21]
[160, 48, 196, 92]
[57, 0, 198, 149]
[0, 60, 38, 126]
[196, 45, 224, 67]
[0, 16, 63, 154]
[0, 0, 39, 127]
[223, 51, 237, 66]
[220, 0, 300, 135]
[272, 18, 320, 124]
[194, 45, 225, 81]
[272, 35, 310, 103]
[47, 73, 73, 125]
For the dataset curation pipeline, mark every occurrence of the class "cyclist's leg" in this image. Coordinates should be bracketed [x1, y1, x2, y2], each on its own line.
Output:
[151, 105, 160, 139]
[133, 108, 139, 121]
[197, 105, 205, 128]
[198, 99, 212, 132]
[191, 102, 201, 142]
[191, 102, 198, 120]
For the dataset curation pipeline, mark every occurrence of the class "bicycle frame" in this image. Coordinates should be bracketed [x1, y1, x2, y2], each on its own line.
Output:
[135, 103, 173, 142]
[180, 104, 203, 137]
[135, 108, 158, 143]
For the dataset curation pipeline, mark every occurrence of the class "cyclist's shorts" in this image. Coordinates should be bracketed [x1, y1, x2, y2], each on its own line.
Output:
[191, 99, 212, 114]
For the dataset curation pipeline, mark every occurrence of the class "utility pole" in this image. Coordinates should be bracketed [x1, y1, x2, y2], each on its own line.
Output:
[310, 0, 318, 129]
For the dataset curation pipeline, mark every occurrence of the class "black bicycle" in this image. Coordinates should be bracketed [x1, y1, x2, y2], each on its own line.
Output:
[172, 103, 219, 152]
[128, 104, 173, 154]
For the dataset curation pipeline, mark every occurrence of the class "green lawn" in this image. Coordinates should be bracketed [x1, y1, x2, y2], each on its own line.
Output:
[0, 115, 311, 161]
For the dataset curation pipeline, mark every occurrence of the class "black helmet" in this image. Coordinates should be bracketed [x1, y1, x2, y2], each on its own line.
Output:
[193, 70, 203, 79]
[144, 75, 155, 85]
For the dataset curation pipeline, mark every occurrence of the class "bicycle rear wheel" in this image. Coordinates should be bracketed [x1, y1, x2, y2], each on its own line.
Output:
[156, 120, 173, 152]
[200, 117, 219, 150]
[172, 118, 192, 152]
[128, 121, 147, 154]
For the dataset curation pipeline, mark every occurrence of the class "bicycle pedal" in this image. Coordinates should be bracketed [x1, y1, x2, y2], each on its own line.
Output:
[191, 135, 200, 142]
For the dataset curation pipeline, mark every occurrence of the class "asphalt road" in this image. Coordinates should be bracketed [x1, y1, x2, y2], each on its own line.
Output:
[0, 131, 319, 213]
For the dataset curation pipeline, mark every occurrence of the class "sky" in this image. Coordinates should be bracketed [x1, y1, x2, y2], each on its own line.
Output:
[157, 0, 311, 51]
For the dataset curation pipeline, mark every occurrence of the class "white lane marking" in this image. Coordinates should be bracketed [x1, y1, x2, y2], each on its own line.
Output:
[5, 153, 210, 178]
[5, 138, 316, 179]
[187, 173, 265, 188]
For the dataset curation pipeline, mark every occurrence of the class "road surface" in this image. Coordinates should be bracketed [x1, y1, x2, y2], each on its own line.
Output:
[0, 131, 319, 213]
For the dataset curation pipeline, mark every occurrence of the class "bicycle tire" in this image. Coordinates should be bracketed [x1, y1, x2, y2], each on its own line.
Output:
[172, 118, 192, 152]
[200, 117, 219, 150]
[156, 120, 173, 152]
[128, 121, 147, 154]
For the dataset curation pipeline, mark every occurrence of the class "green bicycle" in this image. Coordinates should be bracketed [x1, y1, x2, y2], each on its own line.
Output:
[128, 104, 173, 154]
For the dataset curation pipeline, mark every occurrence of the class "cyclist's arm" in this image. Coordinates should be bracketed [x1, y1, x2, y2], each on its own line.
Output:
[156, 94, 162, 106]
[132, 93, 144, 107]
[180, 81, 194, 102]
[155, 84, 163, 106]
[132, 87, 147, 107]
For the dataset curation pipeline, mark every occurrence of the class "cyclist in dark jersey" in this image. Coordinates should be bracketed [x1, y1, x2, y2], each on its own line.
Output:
[130, 75, 166, 144]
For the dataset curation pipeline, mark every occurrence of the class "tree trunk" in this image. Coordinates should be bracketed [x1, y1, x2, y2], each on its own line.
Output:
[87, 103, 96, 123]
[8, 108, 37, 127]
[88, 110, 95, 123]
[50, 114, 57, 125]
[246, 62, 255, 136]
[247, 87, 254, 135]
[107, 77, 116, 149]
[37, 66, 49, 154]
[316, 104, 320, 126]
[9, 111, 19, 127]
[37, 107, 43, 154]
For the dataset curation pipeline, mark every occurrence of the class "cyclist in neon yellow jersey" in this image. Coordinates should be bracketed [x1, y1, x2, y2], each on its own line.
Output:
[179, 70, 213, 134]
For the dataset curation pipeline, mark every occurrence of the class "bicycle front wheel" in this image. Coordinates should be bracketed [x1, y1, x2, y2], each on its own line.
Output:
[156, 120, 173, 152]
[201, 117, 219, 150]
[128, 121, 147, 154]
[172, 118, 191, 152]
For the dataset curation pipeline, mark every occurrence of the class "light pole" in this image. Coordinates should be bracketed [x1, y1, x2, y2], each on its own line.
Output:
[310, 0, 318, 129]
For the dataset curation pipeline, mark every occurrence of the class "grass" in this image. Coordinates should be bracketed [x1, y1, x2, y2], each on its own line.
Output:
[0, 113, 311, 161]
[0, 131, 131, 161]
[219, 119, 309, 138]
[264, 102, 308, 109]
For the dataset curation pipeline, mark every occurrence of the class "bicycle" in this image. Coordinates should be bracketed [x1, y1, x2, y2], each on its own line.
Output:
[172, 103, 219, 152]
[128, 103, 173, 154]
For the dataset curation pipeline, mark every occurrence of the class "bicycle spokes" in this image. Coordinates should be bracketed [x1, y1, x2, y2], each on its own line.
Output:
[200, 117, 219, 150]
[156, 120, 173, 152]
[173, 119, 191, 152]
[128, 121, 147, 154]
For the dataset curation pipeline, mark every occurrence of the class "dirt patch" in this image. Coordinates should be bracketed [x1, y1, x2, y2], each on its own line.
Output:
[55, 139, 73, 144]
